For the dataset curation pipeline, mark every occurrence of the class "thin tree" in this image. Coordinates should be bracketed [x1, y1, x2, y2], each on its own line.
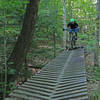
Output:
[63, 0, 67, 48]
[94, 0, 100, 67]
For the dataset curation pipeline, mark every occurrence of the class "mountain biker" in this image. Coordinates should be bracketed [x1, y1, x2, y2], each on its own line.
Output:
[67, 18, 79, 40]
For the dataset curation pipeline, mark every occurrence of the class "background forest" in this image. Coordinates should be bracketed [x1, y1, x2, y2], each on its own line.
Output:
[0, 0, 100, 99]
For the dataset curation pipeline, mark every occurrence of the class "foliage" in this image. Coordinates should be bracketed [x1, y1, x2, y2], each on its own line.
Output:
[91, 67, 100, 99]
[0, 0, 99, 99]
[94, 67, 100, 81]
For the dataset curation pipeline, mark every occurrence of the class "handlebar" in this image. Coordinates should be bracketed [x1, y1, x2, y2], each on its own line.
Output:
[63, 27, 80, 31]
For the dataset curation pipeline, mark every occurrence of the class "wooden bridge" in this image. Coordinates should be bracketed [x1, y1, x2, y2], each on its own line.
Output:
[5, 48, 88, 100]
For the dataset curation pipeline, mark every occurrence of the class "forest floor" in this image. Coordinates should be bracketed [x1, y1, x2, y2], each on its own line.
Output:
[25, 40, 63, 77]
[86, 51, 100, 99]
[77, 37, 100, 99]
[0, 37, 100, 99]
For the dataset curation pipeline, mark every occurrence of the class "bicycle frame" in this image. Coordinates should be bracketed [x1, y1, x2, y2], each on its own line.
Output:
[69, 30, 76, 48]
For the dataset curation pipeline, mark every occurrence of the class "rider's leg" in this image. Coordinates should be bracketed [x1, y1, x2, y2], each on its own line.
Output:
[69, 32, 72, 41]
[75, 32, 77, 36]
[69, 29, 72, 41]
[74, 28, 79, 40]
[75, 32, 77, 40]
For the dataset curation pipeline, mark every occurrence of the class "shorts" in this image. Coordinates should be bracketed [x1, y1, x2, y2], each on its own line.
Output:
[69, 28, 79, 33]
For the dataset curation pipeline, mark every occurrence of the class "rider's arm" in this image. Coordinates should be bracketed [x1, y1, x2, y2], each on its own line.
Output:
[67, 22, 70, 28]
[63, 23, 70, 31]
[75, 22, 78, 27]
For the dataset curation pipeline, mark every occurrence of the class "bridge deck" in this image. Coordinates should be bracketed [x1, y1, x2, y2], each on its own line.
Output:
[5, 48, 88, 100]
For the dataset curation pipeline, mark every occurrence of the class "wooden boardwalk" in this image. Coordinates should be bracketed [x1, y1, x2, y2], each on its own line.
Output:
[5, 48, 88, 100]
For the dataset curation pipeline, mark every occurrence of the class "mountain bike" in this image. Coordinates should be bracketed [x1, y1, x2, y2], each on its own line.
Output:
[63, 27, 79, 49]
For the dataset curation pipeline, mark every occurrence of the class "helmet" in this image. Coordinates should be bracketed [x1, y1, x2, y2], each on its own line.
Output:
[70, 18, 75, 22]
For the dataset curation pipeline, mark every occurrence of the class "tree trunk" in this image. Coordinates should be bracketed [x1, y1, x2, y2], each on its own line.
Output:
[94, 0, 100, 67]
[63, 0, 67, 48]
[7, 0, 40, 79]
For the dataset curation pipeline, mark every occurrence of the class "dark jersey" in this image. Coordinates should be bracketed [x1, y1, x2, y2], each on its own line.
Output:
[67, 22, 78, 29]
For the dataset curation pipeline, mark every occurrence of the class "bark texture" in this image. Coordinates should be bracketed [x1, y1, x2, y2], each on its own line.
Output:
[8, 0, 40, 75]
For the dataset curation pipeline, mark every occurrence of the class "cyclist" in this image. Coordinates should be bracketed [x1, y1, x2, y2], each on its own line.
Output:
[66, 18, 79, 40]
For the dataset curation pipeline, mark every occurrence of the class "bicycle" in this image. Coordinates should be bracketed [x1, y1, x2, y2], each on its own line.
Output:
[63, 27, 79, 49]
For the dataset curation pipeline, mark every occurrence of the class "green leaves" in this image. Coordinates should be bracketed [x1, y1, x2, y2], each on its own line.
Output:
[0, 82, 7, 86]
[8, 69, 16, 75]
[8, 61, 14, 65]
[94, 67, 100, 81]
[0, 68, 16, 74]
[9, 82, 14, 87]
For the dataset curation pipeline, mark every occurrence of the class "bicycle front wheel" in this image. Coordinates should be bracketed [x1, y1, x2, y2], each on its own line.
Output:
[71, 36, 75, 48]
